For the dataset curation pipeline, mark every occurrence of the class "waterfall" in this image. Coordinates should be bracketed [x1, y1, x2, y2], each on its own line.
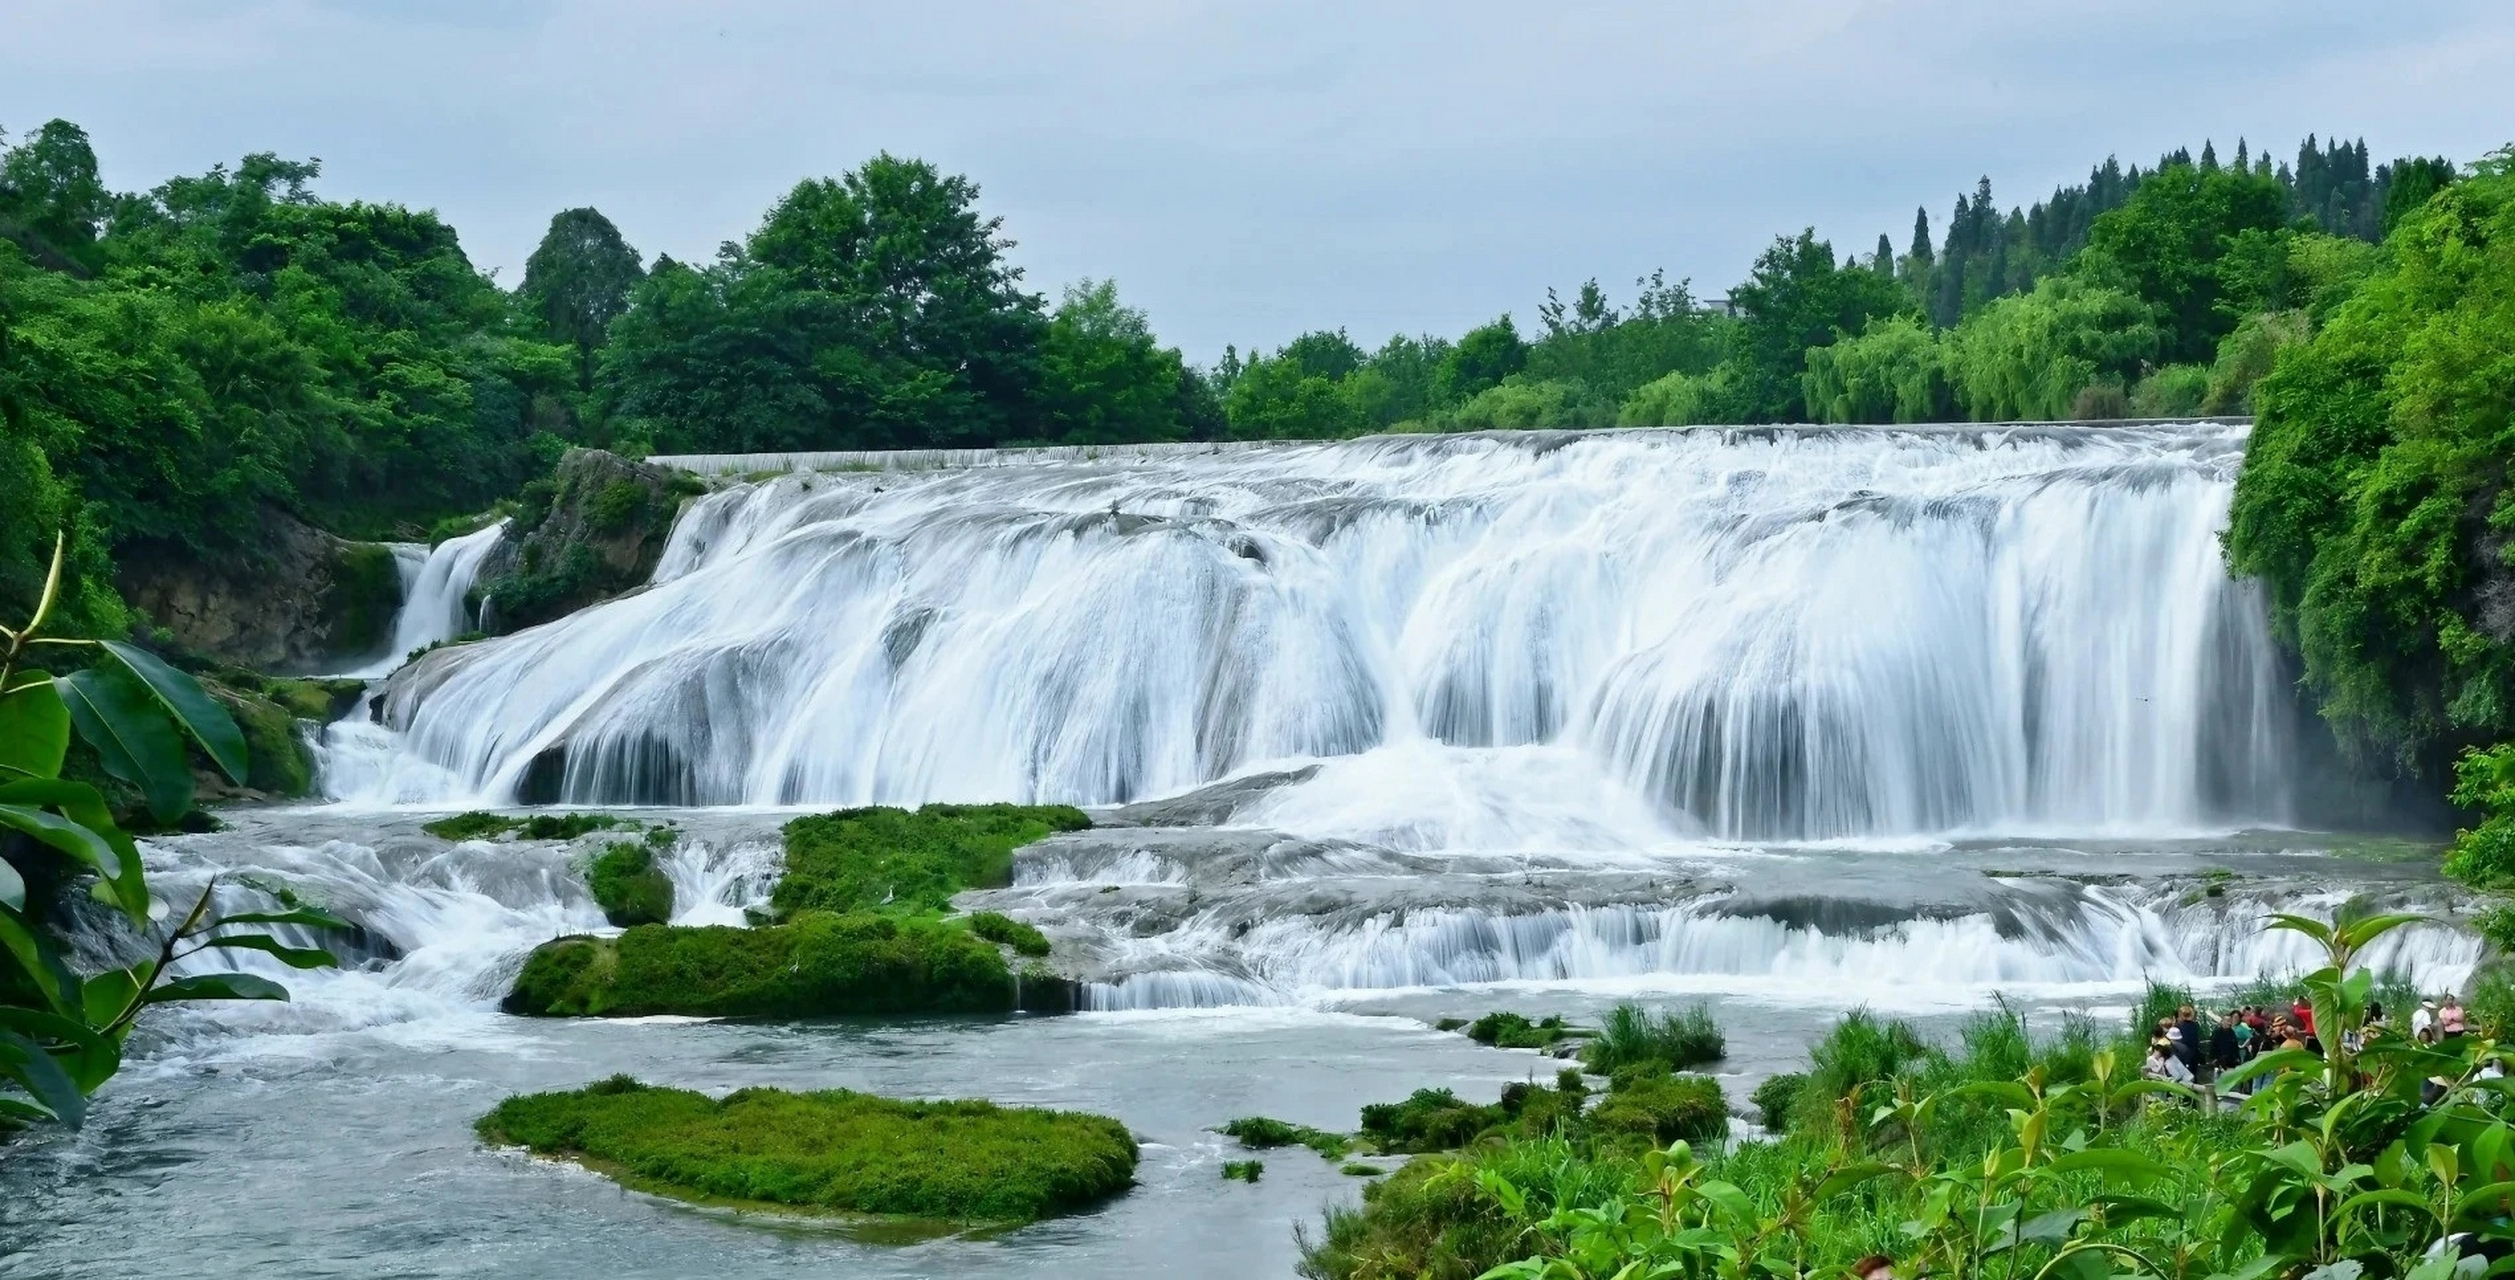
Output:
[376, 423, 2297, 841]
[336, 521, 508, 679]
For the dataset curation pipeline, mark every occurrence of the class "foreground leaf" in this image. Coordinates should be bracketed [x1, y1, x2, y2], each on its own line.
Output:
[57, 667, 194, 822]
[0, 1027, 84, 1128]
[146, 973, 289, 1004]
[0, 677, 70, 779]
[96, 640, 248, 784]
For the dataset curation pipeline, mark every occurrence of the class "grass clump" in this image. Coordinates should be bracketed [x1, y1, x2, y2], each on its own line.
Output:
[1222, 1116, 1352, 1159]
[1579, 1002, 1724, 1075]
[1341, 1163, 1384, 1177]
[1463, 1011, 1579, 1050]
[586, 839, 674, 927]
[423, 810, 626, 842]
[1587, 1069, 1727, 1146]
[1749, 1072, 1805, 1131]
[477, 1075, 1135, 1223]
[1221, 1159, 1265, 1183]
[967, 910, 1052, 957]
[773, 804, 1092, 918]
[502, 913, 1025, 1017]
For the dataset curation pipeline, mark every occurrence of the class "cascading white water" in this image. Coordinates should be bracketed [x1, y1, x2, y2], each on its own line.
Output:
[377, 423, 2295, 841]
[315, 521, 510, 801]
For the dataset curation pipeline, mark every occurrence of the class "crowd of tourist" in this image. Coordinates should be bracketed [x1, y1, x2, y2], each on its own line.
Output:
[2143, 993, 2473, 1095]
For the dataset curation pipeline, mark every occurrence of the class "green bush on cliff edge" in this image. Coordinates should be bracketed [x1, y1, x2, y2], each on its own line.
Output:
[476, 1075, 1137, 1223]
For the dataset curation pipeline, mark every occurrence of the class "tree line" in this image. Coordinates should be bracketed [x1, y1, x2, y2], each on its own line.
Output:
[0, 117, 2472, 635]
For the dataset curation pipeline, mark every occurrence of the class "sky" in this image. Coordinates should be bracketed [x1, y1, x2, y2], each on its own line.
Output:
[6, 1, 2513, 362]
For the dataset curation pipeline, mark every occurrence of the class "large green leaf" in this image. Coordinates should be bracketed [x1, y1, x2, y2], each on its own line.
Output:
[57, 668, 194, 823]
[0, 1027, 83, 1128]
[0, 803, 118, 881]
[0, 779, 146, 921]
[0, 1007, 118, 1092]
[0, 856, 21, 912]
[147, 972, 289, 1004]
[0, 908, 80, 1016]
[96, 640, 247, 784]
[0, 676, 70, 779]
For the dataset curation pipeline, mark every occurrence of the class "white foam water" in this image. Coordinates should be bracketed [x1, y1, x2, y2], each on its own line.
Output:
[369, 424, 2294, 845]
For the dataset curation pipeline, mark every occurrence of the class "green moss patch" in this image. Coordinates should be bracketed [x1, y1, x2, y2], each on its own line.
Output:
[967, 910, 1051, 957]
[1461, 1011, 1586, 1050]
[587, 839, 674, 927]
[423, 810, 626, 841]
[477, 1076, 1136, 1224]
[772, 804, 1091, 918]
[324, 541, 406, 658]
[503, 912, 1050, 1018]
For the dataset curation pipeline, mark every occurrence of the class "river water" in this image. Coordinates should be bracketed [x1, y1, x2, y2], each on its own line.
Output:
[0, 423, 2483, 1277]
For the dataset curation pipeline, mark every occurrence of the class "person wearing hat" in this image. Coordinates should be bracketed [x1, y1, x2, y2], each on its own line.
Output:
[2414, 998, 2438, 1044]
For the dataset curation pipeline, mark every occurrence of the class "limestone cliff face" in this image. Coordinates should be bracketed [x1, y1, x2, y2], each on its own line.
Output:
[470, 449, 702, 635]
[116, 510, 404, 671]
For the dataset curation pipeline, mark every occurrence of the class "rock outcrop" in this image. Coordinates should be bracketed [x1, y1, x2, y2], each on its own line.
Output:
[116, 509, 405, 671]
[469, 449, 703, 635]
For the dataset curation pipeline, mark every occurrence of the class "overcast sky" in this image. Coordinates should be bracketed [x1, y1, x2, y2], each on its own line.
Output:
[7, 1, 2512, 361]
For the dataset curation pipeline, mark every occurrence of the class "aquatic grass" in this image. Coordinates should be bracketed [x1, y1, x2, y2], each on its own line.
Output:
[967, 910, 1052, 957]
[773, 804, 1091, 918]
[1462, 1011, 1582, 1050]
[585, 839, 673, 927]
[502, 912, 1036, 1017]
[1221, 1159, 1264, 1183]
[1579, 1002, 1723, 1075]
[422, 810, 626, 842]
[477, 1076, 1136, 1222]
[1222, 1116, 1352, 1159]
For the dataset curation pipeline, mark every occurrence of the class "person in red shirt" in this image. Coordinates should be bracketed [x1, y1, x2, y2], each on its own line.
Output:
[2291, 997, 2315, 1036]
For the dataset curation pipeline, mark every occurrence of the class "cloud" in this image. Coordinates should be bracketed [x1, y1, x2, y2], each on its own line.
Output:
[6, 0, 2510, 358]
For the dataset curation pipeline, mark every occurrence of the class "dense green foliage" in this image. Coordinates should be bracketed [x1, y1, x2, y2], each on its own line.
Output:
[475, 1075, 1136, 1222]
[500, 912, 1023, 1018]
[1222, 1159, 1265, 1183]
[585, 837, 673, 928]
[2226, 152, 2515, 775]
[771, 803, 1090, 919]
[1303, 912, 2504, 1280]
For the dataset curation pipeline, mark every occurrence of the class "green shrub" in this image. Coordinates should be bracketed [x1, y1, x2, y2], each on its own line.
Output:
[476, 1076, 1135, 1222]
[1749, 1072, 1805, 1131]
[1223, 1116, 1351, 1159]
[1341, 1162, 1384, 1177]
[1791, 1009, 1938, 1140]
[502, 912, 1020, 1017]
[1580, 1002, 1724, 1075]
[2129, 363, 2210, 416]
[968, 910, 1051, 957]
[1588, 1071, 1727, 1146]
[422, 810, 516, 840]
[1221, 1159, 1264, 1183]
[773, 804, 1091, 918]
[324, 541, 406, 657]
[1297, 1145, 1587, 1280]
[1463, 1011, 1576, 1050]
[586, 840, 673, 927]
[586, 478, 650, 532]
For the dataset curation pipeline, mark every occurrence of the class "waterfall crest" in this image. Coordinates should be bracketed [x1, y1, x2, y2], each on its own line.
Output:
[373, 424, 2293, 839]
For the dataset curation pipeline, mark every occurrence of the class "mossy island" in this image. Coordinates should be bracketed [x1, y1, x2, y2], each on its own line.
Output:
[477, 1076, 1137, 1225]
[503, 803, 1089, 1018]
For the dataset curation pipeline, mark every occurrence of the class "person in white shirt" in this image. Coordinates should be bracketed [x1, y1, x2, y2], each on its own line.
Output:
[2413, 999, 2437, 1043]
[2144, 1038, 2194, 1085]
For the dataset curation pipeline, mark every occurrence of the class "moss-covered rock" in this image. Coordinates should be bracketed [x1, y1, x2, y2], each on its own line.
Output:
[967, 910, 1051, 957]
[258, 676, 368, 723]
[503, 912, 1077, 1018]
[475, 1076, 1136, 1223]
[117, 509, 410, 669]
[421, 810, 626, 841]
[772, 803, 1091, 919]
[319, 541, 404, 658]
[587, 838, 674, 927]
[470, 449, 706, 634]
